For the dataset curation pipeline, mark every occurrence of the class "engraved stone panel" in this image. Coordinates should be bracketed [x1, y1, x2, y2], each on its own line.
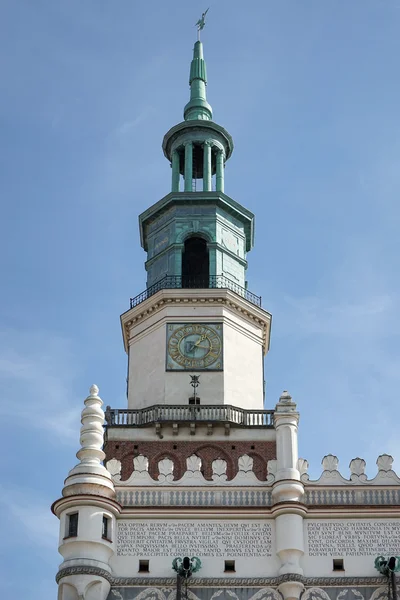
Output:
[117, 520, 272, 558]
[307, 519, 400, 557]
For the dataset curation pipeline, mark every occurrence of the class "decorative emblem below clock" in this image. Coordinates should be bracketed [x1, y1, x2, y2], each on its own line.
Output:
[166, 323, 223, 371]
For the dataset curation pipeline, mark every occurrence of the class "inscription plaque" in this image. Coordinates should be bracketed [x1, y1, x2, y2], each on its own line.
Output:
[307, 520, 400, 557]
[117, 520, 272, 558]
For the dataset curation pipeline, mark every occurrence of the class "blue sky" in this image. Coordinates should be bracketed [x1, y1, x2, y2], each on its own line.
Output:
[1, 0, 400, 597]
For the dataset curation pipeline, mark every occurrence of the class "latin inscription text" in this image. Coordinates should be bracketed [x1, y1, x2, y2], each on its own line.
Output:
[117, 521, 272, 557]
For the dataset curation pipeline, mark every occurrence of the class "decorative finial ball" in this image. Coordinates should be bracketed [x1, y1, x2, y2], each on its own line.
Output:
[90, 384, 99, 396]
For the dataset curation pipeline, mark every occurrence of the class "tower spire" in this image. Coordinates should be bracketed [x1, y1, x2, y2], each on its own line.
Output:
[184, 41, 212, 121]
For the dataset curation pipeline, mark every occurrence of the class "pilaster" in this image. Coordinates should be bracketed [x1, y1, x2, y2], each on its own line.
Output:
[272, 391, 305, 588]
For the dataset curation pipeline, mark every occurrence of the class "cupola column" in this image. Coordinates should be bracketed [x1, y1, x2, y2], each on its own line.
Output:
[184, 141, 193, 192]
[171, 149, 180, 192]
[216, 149, 224, 192]
[203, 140, 212, 191]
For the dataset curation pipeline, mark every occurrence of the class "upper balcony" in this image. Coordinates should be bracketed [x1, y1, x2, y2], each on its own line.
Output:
[104, 404, 274, 431]
[130, 274, 261, 310]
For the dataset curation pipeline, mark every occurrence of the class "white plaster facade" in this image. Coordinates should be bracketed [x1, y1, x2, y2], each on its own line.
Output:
[122, 289, 271, 411]
[53, 383, 400, 600]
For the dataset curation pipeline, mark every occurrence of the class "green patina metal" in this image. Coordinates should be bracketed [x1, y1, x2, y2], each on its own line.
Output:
[184, 41, 212, 121]
[139, 192, 254, 288]
[375, 556, 400, 574]
[138, 34, 256, 292]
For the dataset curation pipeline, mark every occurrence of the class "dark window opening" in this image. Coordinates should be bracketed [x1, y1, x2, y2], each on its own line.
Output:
[333, 559, 344, 571]
[182, 237, 209, 288]
[67, 512, 78, 538]
[102, 515, 111, 540]
[224, 560, 236, 572]
[139, 560, 150, 572]
[189, 397, 201, 405]
[192, 144, 204, 181]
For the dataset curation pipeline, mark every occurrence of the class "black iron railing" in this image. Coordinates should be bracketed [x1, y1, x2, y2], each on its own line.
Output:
[104, 404, 274, 428]
[130, 275, 261, 309]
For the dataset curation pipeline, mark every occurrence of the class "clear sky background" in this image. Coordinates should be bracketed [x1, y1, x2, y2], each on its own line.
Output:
[1, 0, 400, 597]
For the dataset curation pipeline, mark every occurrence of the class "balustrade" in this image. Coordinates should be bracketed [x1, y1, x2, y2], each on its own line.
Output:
[130, 274, 261, 309]
[105, 404, 274, 428]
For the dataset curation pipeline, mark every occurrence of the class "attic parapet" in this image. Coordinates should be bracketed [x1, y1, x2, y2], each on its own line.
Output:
[298, 453, 400, 486]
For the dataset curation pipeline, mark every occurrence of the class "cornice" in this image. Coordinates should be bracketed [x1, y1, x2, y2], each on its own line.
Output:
[52, 494, 122, 517]
[162, 121, 234, 161]
[305, 505, 400, 517]
[120, 288, 272, 353]
[56, 567, 389, 588]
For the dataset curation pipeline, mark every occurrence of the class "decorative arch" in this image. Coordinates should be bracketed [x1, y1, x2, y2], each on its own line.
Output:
[150, 450, 185, 481]
[246, 451, 269, 481]
[119, 450, 140, 481]
[190, 444, 234, 480]
[179, 229, 213, 244]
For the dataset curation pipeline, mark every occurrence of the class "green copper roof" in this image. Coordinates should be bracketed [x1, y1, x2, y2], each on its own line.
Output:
[184, 41, 212, 121]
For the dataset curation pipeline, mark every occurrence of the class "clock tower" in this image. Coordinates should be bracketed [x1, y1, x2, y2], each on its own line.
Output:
[122, 38, 271, 411]
[53, 21, 400, 600]
[53, 29, 302, 600]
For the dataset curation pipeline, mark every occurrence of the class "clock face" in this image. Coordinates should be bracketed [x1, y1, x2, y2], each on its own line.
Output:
[166, 323, 223, 371]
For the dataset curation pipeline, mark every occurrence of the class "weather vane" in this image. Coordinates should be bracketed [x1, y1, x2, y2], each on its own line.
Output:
[196, 8, 209, 41]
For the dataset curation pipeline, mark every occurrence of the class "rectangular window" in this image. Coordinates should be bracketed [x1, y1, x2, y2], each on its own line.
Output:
[67, 512, 78, 538]
[333, 559, 344, 571]
[102, 515, 111, 540]
[139, 560, 149, 573]
[224, 560, 235, 572]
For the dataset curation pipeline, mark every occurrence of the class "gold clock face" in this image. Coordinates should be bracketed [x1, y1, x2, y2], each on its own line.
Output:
[166, 323, 223, 371]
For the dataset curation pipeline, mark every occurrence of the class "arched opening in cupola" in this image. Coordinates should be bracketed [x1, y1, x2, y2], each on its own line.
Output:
[182, 236, 209, 288]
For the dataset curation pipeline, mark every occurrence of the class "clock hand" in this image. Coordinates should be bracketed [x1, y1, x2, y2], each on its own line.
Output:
[194, 335, 208, 347]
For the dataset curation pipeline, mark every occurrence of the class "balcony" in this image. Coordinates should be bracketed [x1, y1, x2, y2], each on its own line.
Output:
[129, 275, 262, 309]
[104, 404, 274, 429]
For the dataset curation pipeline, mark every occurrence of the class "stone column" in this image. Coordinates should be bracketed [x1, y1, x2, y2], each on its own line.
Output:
[216, 149, 225, 193]
[203, 140, 212, 191]
[171, 150, 180, 192]
[184, 142, 193, 192]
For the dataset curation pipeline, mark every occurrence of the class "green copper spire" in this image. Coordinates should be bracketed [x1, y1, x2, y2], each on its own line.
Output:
[184, 41, 212, 121]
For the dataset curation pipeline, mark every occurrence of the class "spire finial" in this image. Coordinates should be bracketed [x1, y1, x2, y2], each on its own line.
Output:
[62, 384, 114, 497]
[195, 8, 209, 41]
[184, 18, 213, 121]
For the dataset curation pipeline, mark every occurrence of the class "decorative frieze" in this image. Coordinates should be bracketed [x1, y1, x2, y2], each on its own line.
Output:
[105, 442, 275, 485]
[56, 566, 391, 588]
[115, 488, 272, 507]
